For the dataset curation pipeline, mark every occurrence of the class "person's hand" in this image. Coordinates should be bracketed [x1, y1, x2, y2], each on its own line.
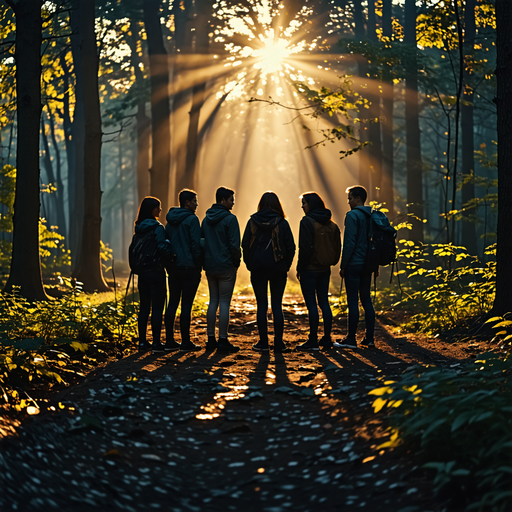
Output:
[296, 272, 301, 281]
[339, 269, 345, 278]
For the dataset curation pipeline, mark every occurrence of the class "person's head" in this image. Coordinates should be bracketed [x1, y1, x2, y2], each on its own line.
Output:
[257, 191, 286, 218]
[300, 191, 326, 215]
[216, 186, 235, 210]
[346, 185, 367, 209]
[179, 188, 198, 212]
[135, 196, 162, 226]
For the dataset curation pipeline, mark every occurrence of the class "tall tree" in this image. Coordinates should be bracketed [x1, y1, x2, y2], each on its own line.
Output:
[74, 0, 108, 292]
[143, 0, 172, 214]
[4, 0, 48, 301]
[404, 0, 423, 241]
[492, 0, 512, 315]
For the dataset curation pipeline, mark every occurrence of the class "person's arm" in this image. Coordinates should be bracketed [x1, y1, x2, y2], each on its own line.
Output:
[340, 212, 358, 270]
[283, 220, 296, 271]
[155, 224, 172, 259]
[296, 216, 314, 273]
[333, 223, 342, 266]
[188, 216, 202, 267]
[241, 220, 252, 268]
[227, 215, 241, 268]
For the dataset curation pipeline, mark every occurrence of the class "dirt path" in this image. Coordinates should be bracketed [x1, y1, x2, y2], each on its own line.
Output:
[0, 294, 479, 512]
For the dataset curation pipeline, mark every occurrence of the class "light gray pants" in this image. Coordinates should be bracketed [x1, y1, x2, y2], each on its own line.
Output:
[206, 269, 237, 338]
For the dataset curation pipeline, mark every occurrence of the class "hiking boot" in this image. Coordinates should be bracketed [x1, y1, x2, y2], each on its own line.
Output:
[319, 337, 333, 350]
[297, 339, 319, 351]
[217, 338, 240, 353]
[205, 336, 217, 351]
[138, 342, 150, 353]
[252, 340, 269, 352]
[164, 339, 181, 351]
[333, 337, 358, 349]
[274, 342, 291, 354]
[152, 343, 165, 354]
[180, 340, 202, 352]
[360, 337, 375, 348]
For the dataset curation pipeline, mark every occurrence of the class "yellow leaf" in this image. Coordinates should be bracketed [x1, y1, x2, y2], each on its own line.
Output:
[368, 386, 393, 396]
[372, 397, 387, 413]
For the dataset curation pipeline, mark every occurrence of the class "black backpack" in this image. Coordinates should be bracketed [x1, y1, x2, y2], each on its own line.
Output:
[248, 221, 280, 272]
[129, 227, 161, 275]
[362, 210, 397, 274]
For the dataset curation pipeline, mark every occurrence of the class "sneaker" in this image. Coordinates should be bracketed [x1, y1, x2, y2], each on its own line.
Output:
[217, 338, 240, 353]
[360, 337, 375, 347]
[180, 341, 202, 352]
[333, 337, 358, 349]
[252, 340, 269, 352]
[274, 342, 291, 354]
[205, 336, 217, 351]
[319, 337, 333, 350]
[297, 339, 319, 351]
[164, 339, 181, 351]
[152, 343, 165, 353]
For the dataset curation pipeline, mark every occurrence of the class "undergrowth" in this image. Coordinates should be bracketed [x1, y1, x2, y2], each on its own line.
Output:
[369, 353, 512, 512]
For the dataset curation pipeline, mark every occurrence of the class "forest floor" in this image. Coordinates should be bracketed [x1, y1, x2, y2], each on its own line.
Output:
[0, 293, 493, 512]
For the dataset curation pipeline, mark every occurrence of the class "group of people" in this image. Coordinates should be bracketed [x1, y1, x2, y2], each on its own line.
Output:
[133, 185, 376, 354]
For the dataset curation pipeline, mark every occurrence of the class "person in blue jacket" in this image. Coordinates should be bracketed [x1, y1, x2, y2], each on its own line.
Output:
[334, 185, 376, 349]
[165, 189, 203, 352]
[242, 192, 295, 353]
[201, 187, 241, 352]
[133, 197, 173, 353]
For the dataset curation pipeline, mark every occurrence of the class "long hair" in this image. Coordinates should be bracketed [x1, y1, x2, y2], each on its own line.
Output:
[135, 196, 161, 228]
[300, 191, 326, 211]
[257, 191, 286, 218]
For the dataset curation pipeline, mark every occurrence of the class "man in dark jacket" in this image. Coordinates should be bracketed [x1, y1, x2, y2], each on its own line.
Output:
[201, 187, 241, 352]
[334, 185, 376, 349]
[165, 189, 202, 352]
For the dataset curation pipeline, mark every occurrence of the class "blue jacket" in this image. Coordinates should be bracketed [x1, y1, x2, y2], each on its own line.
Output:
[165, 207, 202, 268]
[201, 204, 241, 274]
[133, 219, 173, 272]
[340, 205, 372, 269]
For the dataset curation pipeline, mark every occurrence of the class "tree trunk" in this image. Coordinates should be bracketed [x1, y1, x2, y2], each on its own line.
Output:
[70, 2, 85, 270]
[74, 0, 108, 292]
[143, 0, 172, 214]
[404, 0, 424, 242]
[381, 0, 395, 218]
[4, 0, 48, 301]
[460, 0, 477, 255]
[492, 0, 512, 316]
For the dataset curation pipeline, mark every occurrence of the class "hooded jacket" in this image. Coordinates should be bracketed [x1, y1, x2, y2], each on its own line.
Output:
[241, 208, 296, 274]
[297, 208, 337, 272]
[201, 203, 241, 274]
[165, 207, 202, 268]
[340, 205, 372, 269]
[133, 219, 173, 273]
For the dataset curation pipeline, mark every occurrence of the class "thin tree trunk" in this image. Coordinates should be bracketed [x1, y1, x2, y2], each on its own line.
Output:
[381, 0, 395, 218]
[143, 0, 172, 215]
[4, 0, 48, 301]
[492, 0, 512, 315]
[404, 0, 424, 242]
[74, 0, 108, 292]
[40, 116, 57, 222]
[460, 0, 477, 255]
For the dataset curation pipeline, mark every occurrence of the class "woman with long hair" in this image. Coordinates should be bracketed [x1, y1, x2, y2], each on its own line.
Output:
[132, 196, 173, 353]
[242, 191, 295, 353]
[296, 191, 341, 351]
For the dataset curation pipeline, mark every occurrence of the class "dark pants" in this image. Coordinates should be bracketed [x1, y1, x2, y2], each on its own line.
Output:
[251, 271, 287, 344]
[300, 269, 332, 341]
[165, 266, 201, 343]
[344, 264, 375, 339]
[138, 270, 166, 345]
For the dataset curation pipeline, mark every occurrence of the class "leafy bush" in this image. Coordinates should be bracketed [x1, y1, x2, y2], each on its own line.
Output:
[369, 353, 512, 511]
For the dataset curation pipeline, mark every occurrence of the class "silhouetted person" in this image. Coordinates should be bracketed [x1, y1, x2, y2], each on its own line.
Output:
[242, 192, 296, 353]
[334, 185, 376, 348]
[201, 187, 241, 352]
[164, 189, 202, 352]
[296, 192, 341, 351]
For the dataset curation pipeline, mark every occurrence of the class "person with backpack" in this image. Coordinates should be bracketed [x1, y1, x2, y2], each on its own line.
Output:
[296, 192, 341, 351]
[334, 186, 376, 349]
[201, 187, 241, 353]
[130, 196, 173, 353]
[164, 189, 202, 352]
[242, 192, 296, 353]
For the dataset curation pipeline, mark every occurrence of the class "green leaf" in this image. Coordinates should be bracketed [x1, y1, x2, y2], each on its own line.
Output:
[451, 411, 473, 432]
[452, 469, 471, 476]
[14, 338, 45, 350]
[421, 418, 446, 440]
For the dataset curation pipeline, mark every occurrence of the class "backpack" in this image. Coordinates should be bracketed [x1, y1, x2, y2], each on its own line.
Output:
[248, 221, 281, 271]
[307, 217, 341, 268]
[128, 226, 161, 275]
[361, 209, 397, 274]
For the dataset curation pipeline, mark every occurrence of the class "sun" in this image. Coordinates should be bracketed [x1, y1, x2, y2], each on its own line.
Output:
[253, 36, 292, 75]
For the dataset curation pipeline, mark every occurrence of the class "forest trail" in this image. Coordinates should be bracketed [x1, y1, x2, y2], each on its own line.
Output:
[0, 294, 479, 512]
